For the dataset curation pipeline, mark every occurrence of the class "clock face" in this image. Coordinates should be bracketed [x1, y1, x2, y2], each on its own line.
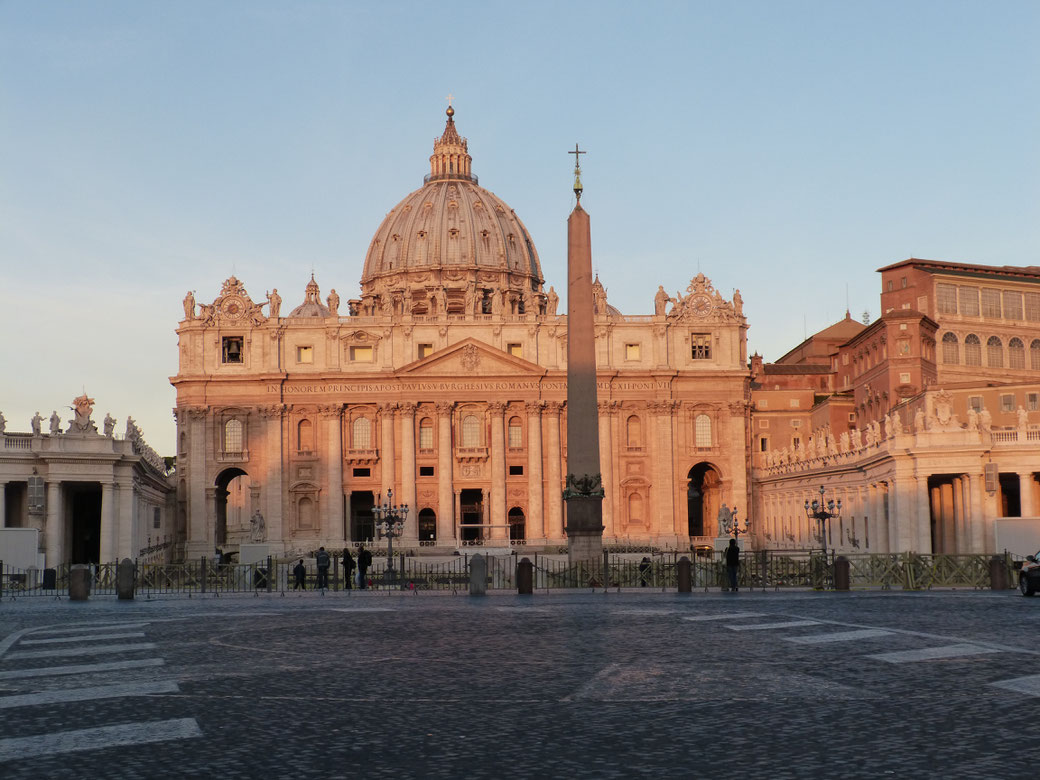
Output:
[691, 295, 712, 316]
[222, 296, 245, 319]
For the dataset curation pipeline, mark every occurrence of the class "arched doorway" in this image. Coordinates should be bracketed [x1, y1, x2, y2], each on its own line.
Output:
[215, 467, 248, 548]
[687, 463, 722, 538]
[508, 507, 525, 541]
[418, 508, 437, 542]
[350, 491, 375, 541]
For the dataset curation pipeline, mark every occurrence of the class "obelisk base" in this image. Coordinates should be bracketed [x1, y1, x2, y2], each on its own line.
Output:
[565, 496, 604, 564]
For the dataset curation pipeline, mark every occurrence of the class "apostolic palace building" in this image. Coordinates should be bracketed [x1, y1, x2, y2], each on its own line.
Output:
[170, 108, 751, 559]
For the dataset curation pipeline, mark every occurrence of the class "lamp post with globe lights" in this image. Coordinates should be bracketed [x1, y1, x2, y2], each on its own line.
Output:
[804, 485, 841, 559]
[371, 489, 409, 584]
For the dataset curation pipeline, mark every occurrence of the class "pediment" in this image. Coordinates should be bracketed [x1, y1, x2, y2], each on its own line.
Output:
[399, 338, 545, 378]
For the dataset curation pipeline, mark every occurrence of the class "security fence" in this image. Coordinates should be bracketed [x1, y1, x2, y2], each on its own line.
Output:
[0, 551, 1022, 599]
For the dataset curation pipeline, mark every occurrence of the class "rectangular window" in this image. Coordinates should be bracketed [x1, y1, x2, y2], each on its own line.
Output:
[899, 372, 911, 384]
[790, 419, 801, 428]
[350, 346, 373, 362]
[958, 286, 980, 316]
[691, 334, 711, 360]
[758, 419, 770, 429]
[352, 467, 371, 477]
[759, 437, 768, 452]
[419, 466, 435, 477]
[508, 465, 524, 476]
[1025, 292, 1040, 322]
[507, 343, 523, 358]
[916, 295, 927, 313]
[789, 399, 800, 408]
[625, 343, 641, 361]
[792, 436, 801, 449]
[1003, 290, 1023, 321]
[1028, 393, 1039, 412]
[222, 336, 244, 364]
[901, 276, 908, 289]
[981, 288, 1001, 318]
[417, 343, 434, 359]
[1001, 394, 1015, 413]
[153, 508, 161, 529]
[296, 346, 313, 364]
[508, 424, 522, 449]
[968, 396, 983, 412]
[935, 284, 956, 314]
[758, 400, 769, 409]
[419, 425, 433, 450]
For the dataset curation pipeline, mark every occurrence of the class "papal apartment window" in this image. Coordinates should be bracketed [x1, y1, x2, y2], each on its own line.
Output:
[1003, 291, 1023, 321]
[507, 343, 523, 358]
[1028, 393, 1039, 412]
[222, 336, 243, 364]
[959, 286, 980, 317]
[936, 284, 958, 315]
[981, 288, 1002, 318]
[968, 396, 983, 413]
[224, 419, 243, 453]
[350, 346, 373, 362]
[1001, 394, 1015, 413]
[419, 418, 434, 450]
[625, 343, 641, 361]
[691, 334, 711, 360]
[296, 346, 313, 364]
[417, 343, 434, 359]
[1025, 292, 1040, 322]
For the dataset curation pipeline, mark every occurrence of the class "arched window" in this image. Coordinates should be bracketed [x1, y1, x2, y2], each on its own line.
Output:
[626, 415, 642, 448]
[964, 334, 981, 366]
[1032, 339, 1040, 370]
[628, 493, 644, 524]
[941, 332, 959, 364]
[352, 417, 371, 449]
[298, 496, 315, 529]
[419, 417, 434, 451]
[418, 508, 436, 542]
[508, 507, 525, 540]
[507, 417, 522, 448]
[462, 414, 481, 447]
[298, 419, 314, 452]
[695, 414, 712, 447]
[986, 336, 1003, 367]
[224, 419, 243, 453]
[1009, 338, 1025, 369]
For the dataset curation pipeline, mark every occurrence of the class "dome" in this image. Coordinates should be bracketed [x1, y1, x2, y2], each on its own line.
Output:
[360, 109, 543, 302]
[288, 275, 331, 318]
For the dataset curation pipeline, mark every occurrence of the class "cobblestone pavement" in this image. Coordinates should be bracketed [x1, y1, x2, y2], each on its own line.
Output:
[1, 588, 1038, 778]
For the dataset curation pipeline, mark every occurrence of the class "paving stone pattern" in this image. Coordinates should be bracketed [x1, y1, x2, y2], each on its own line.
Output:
[0, 589, 1038, 778]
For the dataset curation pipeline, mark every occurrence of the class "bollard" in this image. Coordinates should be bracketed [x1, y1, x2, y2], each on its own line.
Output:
[834, 556, 850, 591]
[69, 564, 91, 601]
[516, 557, 534, 595]
[469, 554, 487, 596]
[677, 556, 692, 593]
[989, 555, 1009, 591]
[116, 558, 135, 600]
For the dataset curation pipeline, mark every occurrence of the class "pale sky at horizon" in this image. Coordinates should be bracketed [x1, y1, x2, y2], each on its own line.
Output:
[1, 0, 1038, 455]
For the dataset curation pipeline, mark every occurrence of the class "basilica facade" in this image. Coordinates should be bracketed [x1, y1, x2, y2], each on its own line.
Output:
[172, 109, 751, 559]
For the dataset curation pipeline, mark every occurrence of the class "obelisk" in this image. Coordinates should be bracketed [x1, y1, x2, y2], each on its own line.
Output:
[563, 144, 604, 563]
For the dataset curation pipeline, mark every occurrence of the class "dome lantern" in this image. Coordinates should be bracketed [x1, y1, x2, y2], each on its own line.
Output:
[427, 106, 474, 183]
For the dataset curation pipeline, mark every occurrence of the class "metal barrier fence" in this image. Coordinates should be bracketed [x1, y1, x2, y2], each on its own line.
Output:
[0, 552, 1020, 598]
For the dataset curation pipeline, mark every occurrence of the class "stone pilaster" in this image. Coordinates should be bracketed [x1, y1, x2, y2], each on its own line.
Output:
[399, 402, 418, 540]
[321, 406, 344, 542]
[379, 403, 397, 502]
[525, 401, 544, 543]
[258, 405, 285, 551]
[597, 401, 614, 538]
[100, 482, 115, 563]
[117, 480, 134, 561]
[0, 482, 5, 528]
[436, 402, 455, 544]
[45, 481, 62, 568]
[545, 401, 563, 540]
[185, 406, 211, 558]
[488, 401, 507, 540]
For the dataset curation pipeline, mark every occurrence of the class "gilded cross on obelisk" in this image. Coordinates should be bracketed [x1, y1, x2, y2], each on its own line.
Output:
[568, 143, 586, 201]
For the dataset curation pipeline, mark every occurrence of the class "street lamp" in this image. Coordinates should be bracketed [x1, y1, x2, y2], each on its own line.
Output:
[804, 485, 841, 559]
[371, 488, 409, 582]
[728, 508, 751, 540]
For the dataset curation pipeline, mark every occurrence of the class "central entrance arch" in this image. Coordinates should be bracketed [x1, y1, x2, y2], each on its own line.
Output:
[687, 463, 722, 538]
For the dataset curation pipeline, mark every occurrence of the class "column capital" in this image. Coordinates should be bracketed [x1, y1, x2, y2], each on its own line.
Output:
[257, 404, 286, 419]
[544, 400, 564, 415]
[524, 400, 545, 415]
[318, 405, 342, 419]
[378, 402, 398, 417]
[399, 402, 418, 416]
[487, 401, 507, 416]
[183, 406, 209, 421]
[435, 401, 455, 416]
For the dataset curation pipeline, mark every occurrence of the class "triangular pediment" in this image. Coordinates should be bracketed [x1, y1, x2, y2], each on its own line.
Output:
[399, 337, 546, 378]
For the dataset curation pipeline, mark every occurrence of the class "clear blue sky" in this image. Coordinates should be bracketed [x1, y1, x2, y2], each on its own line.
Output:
[2, 0, 1038, 454]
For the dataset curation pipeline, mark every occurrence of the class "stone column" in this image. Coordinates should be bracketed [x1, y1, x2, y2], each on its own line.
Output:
[916, 477, 932, 553]
[100, 482, 115, 563]
[0, 482, 5, 528]
[939, 482, 955, 555]
[454, 490, 462, 542]
[525, 401, 544, 543]
[1019, 472, 1037, 517]
[44, 481, 62, 568]
[545, 401, 563, 540]
[186, 407, 211, 558]
[117, 480, 134, 561]
[967, 473, 985, 553]
[260, 405, 285, 550]
[597, 401, 614, 539]
[436, 403, 455, 544]
[399, 402, 417, 540]
[649, 401, 677, 542]
[379, 403, 397, 502]
[322, 406, 344, 543]
[952, 477, 965, 554]
[488, 402, 507, 541]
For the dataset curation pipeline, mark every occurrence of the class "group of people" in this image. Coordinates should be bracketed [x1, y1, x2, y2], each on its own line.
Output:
[292, 545, 374, 590]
